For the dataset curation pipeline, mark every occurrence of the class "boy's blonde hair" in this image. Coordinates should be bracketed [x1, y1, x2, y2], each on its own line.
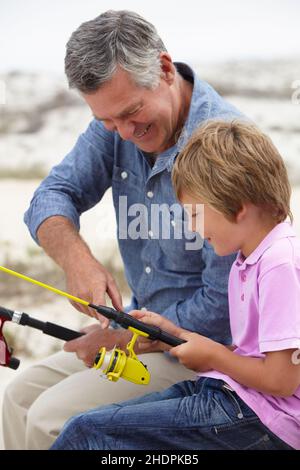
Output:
[172, 120, 293, 223]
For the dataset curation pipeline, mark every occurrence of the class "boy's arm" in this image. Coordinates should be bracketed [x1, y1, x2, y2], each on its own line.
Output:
[131, 310, 300, 396]
[211, 347, 300, 397]
[170, 331, 300, 397]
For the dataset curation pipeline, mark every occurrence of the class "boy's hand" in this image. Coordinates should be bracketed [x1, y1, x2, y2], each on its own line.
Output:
[130, 310, 224, 371]
[170, 331, 223, 372]
[129, 309, 184, 353]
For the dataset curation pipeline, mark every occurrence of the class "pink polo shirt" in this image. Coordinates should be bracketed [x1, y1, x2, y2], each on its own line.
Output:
[201, 222, 300, 449]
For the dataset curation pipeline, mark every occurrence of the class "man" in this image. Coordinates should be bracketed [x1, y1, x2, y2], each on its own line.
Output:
[2, 10, 242, 449]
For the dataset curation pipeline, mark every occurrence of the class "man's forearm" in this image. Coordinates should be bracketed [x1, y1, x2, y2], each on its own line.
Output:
[37, 215, 123, 315]
[37, 216, 95, 270]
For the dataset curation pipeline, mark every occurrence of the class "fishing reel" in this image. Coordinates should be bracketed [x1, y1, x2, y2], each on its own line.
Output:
[93, 327, 150, 385]
[0, 312, 20, 370]
[292, 349, 300, 365]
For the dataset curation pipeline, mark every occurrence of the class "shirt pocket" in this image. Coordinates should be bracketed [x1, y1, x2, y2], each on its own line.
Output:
[112, 165, 145, 211]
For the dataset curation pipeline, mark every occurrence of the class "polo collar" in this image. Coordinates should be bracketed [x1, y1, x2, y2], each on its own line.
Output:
[235, 221, 296, 270]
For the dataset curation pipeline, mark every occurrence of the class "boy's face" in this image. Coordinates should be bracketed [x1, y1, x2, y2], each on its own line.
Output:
[181, 192, 242, 256]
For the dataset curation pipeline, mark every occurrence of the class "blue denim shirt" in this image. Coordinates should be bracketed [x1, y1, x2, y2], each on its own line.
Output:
[24, 63, 243, 343]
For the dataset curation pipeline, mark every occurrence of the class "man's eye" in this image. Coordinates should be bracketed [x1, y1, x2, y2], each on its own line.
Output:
[129, 107, 141, 116]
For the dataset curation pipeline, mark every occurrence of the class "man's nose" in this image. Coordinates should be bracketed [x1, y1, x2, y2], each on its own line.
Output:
[116, 121, 135, 141]
[102, 120, 117, 132]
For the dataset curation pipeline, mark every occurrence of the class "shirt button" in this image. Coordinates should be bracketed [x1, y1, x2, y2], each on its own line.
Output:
[241, 273, 246, 282]
[241, 293, 245, 301]
[171, 220, 176, 227]
[148, 230, 154, 238]
[121, 171, 128, 179]
[141, 307, 147, 311]
[145, 266, 151, 274]
[147, 191, 154, 199]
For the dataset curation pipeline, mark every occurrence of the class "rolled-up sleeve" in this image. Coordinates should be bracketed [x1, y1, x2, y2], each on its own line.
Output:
[24, 119, 115, 243]
[162, 240, 235, 344]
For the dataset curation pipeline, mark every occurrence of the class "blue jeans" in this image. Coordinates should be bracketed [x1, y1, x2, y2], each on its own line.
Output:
[51, 378, 293, 450]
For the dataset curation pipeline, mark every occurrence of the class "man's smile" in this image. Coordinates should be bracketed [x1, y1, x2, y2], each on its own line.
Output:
[135, 123, 152, 139]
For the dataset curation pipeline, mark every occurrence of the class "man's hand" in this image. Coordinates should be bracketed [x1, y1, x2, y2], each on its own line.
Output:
[65, 256, 123, 327]
[37, 216, 123, 327]
[63, 324, 132, 367]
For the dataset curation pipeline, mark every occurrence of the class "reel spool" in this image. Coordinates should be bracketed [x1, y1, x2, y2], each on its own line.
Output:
[291, 349, 300, 365]
[93, 327, 150, 385]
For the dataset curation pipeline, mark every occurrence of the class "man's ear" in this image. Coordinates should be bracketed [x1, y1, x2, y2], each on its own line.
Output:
[159, 52, 176, 85]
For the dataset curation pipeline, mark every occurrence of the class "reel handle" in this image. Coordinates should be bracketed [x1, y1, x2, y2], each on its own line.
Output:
[8, 356, 20, 370]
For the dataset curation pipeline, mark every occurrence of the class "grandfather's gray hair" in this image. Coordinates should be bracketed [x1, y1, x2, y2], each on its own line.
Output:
[65, 10, 168, 93]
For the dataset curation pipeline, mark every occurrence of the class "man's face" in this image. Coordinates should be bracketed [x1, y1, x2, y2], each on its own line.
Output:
[82, 63, 180, 154]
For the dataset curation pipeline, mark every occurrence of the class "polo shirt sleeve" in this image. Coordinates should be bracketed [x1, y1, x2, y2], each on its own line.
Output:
[24, 119, 115, 244]
[258, 262, 300, 353]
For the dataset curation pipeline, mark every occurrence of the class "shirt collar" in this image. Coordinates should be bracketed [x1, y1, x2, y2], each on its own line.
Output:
[150, 62, 210, 176]
[235, 221, 296, 270]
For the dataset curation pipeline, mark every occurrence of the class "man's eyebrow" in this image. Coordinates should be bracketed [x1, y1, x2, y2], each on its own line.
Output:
[93, 102, 142, 121]
[117, 102, 142, 118]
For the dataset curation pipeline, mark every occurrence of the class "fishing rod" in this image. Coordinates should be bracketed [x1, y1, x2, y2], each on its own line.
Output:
[0, 265, 185, 385]
[0, 266, 184, 347]
[0, 305, 83, 370]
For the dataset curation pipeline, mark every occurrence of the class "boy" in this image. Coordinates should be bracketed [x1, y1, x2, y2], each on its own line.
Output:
[51, 121, 300, 450]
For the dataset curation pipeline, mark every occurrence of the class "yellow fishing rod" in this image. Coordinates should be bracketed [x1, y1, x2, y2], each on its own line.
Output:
[0, 265, 185, 384]
[0, 265, 89, 308]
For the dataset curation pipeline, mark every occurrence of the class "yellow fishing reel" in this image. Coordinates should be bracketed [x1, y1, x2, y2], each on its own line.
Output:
[93, 327, 150, 385]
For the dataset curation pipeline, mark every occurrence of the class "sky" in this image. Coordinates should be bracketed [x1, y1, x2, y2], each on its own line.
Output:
[0, 0, 299, 74]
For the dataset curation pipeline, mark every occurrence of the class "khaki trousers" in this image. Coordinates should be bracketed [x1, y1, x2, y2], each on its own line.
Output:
[2, 350, 195, 449]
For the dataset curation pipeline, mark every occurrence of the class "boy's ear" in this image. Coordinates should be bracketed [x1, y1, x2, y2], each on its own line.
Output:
[236, 204, 248, 223]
